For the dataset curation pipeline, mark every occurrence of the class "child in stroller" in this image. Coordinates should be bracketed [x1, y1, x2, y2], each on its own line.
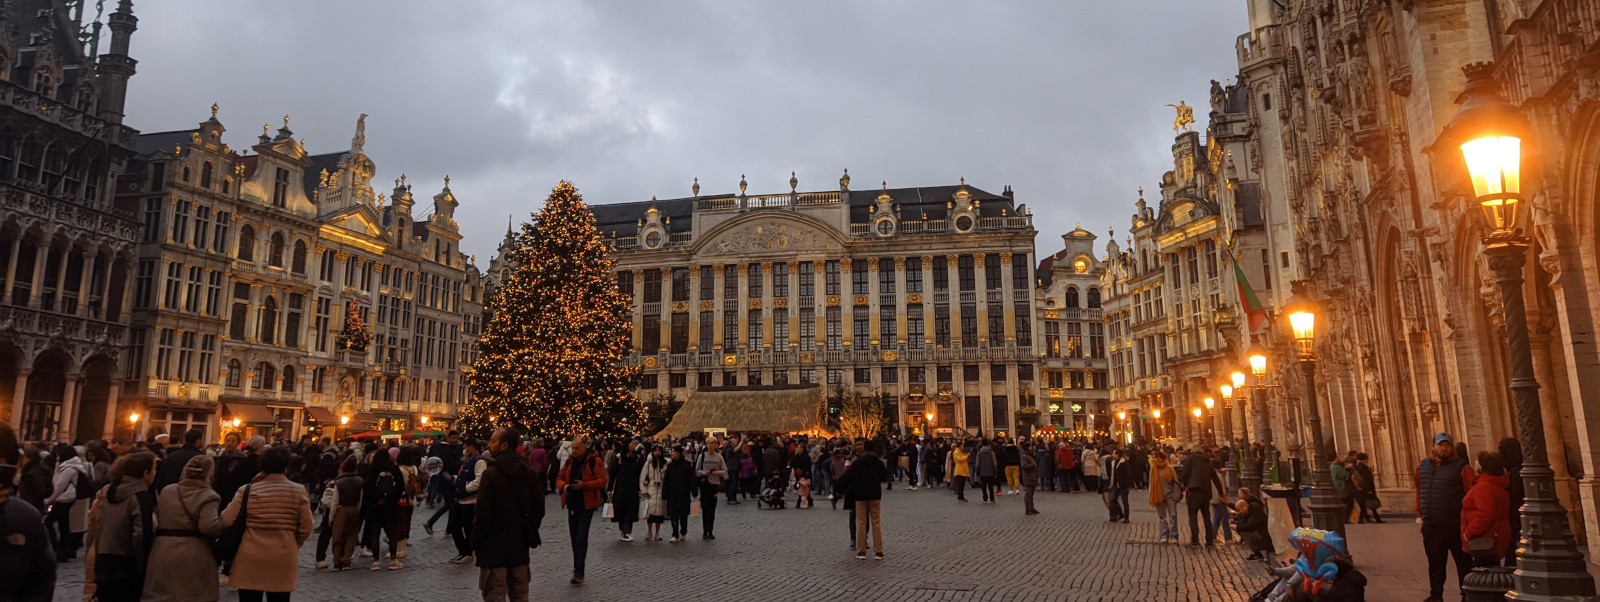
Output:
[759, 475, 787, 509]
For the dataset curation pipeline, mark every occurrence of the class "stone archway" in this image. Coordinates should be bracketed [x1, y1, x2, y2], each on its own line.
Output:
[74, 355, 115, 442]
[21, 352, 69, 442]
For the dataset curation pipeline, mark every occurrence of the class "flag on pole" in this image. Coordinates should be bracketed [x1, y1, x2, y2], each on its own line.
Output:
[1233, 256, 1268, 333]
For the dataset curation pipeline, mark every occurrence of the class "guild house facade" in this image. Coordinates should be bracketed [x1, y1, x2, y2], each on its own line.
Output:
[563, 172, 1050, 436]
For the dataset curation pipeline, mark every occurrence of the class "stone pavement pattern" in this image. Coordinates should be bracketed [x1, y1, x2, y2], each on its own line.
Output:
[50, 485, 1442, 602]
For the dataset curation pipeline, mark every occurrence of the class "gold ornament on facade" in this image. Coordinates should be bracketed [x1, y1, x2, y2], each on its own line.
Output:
[826, 295, 841, 307]
[881, 351, 898, 362]
[671, 301, 689, 313]
[736, 264, 748, 275]
[853, 295, 869, 306]
[894, 257, 906, 269]
[1045, 309, 1060, 319]
[974, 255, 985, 267]
[920, 255, 933, 264]
[747, 298, 762, 309]
[1000, 252, 1012, 263]
[947, 254, 959, 263]
[723, 355, 738, 366]
[840, 260, 850, 273]
[799, 352, 814, 363]
[907, 293, 923, 304]
[1164, 100, 1195, 133]
[642, 357, 658, 368]
[774, 297, 788, 308]
[700, 300, 714, 311]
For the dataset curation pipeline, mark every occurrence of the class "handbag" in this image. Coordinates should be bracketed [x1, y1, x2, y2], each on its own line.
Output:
[690, 500, 701, 517]
[215, 485, 250, 562]
[601, 502, 614, 519]
[1467, 536, 1497, 560]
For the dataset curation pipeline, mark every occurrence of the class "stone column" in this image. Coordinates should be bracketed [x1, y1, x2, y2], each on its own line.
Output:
[631, 269, 645, 352]
[1000, 252, 1016, 342]
[9, 368, 31, 431]
[711, 265, 724, 351]
[658, 271, 671, 354]
[894, 257, 907, 346]
[27, 244, 48, 309]
[786, 261, 800, 352]
[946, 255, 961, 346]
[51, 249, 71, 311]
[867, 260, 880, 347]
[76, 251, 96, 317]
[687, 265, 700, 352]
[840, 260, 852, 349]
[3, 236, 21, 305]
[813, 260, 827, 351]
[119, 259, 135, 323]
[921, 256, 934, 348]
[761, 262, 774, 348]
[101, 380, 122, 439]
[58, 373, 81, 443]
[1530, 317, 1585, 533]
[736, 264, 749, 351]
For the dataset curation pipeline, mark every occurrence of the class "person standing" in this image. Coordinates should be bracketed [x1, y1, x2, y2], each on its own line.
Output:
[838, 442, 888, 560]
[1055, 443, 1077, 492]
[1019, 443, 1039, 515]
[1081, 446, 1101, 494]
[1461, 452, 1512, 567]
[45, 444, 92, 562]
[1149, 451, 1181, 544]
[1415, 431, 1476, 602]
[1207, 457, 1234, 543]
[1001, 440, 1021, 495]
[85, 451, 158, 602]
[150, 429, 205, 496]
[555, 437, 603, 584]
[143, 455, 223, 601]
[448, 439, 487, 565]
[322, 457, 364, 571]
[1180, 447, 1224, 548]
[473, 428, 546, 597]
[950, 443, 970, 502]
[639, 447, 668, 541]
[221, 447, 314, 602]
[1353, 452, 1382, 523]
[0, 424, 56, 600]
[1106, 448, 1132, 523]
[975, 441, 998, 504]
[696, 438, 727, 539]
[608, 443, 643, 542]
[661, 447, 696, 543]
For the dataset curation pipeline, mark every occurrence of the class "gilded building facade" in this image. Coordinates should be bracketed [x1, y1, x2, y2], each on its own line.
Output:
[543, 174, 1044, 437]
[0, 1, 141, 443]
[112, 110, 482, 444]
[1034, 227, 1112, 436]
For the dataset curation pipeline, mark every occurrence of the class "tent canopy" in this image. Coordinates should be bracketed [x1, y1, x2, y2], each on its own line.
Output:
[657, 385, 830, 438]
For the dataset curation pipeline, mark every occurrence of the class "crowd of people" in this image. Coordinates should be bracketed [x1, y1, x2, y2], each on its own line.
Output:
[0, 418, 1540, 602]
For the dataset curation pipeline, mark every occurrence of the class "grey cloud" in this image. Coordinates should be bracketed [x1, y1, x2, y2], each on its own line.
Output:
[122, 0, 1246, 262]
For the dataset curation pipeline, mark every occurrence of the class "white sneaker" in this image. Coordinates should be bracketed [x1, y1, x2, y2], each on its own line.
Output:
[622, 534, 633, 542]
[315, 560, 328, 569]
[909, 486, 918, 491]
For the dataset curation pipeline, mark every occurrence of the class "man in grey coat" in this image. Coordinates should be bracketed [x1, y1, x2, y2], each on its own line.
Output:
[975, 442, 999, 504]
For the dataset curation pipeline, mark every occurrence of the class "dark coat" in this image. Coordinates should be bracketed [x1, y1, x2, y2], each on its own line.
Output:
[212, 452, 258, 509]
[609, 453, 644, 523]
[1235, 496, 1269, 533]
[1179, 452, 1221, 493]
[662, 458, 697, 518]
[837, 452, 888, 501]
[151, 445, 202, 495]
[471, 451, 546, 569]
[0, 497, 55, 601]
[17, 462, 51, 513]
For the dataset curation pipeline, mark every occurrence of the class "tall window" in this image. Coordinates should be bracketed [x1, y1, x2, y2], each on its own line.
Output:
[747, 309, 763, 349]
[699, 266, 714, 300]
[934, 309, 950, 347]
[906, 257, 922, 293]
[176, 331, 195, 382]
[236, 226, 254, 261]
[199, 162, 213, 189]
[1045, 321, 1061, 357]
[987, 303, 1003, 341]
[1065, 287, 1080, 308]
[878, 258, 895, 293]
[252, 362, 275, 390]
[933, 256, 948, 290]
[985, 254, 1001, 290]
[772, 263, 788, 298]
[1089, 322, 1105, 358]
[1067, 323, 1083, 358]
[194, 206, 211, 250]
[1014, 304, 1032, 346]
[172, 201, 190, 245]
[281, 366, 296, 392]
[773, 308, 788, 349]
[748, 264, 763, 298]
[184, 267, 202, 313]
[1204, 239, 1219, 279]
[315, 297, 332, 351]
[643, 269, 662, 303]
[291, 241, 307, 274]
[721, 310, 737, 350]
[723, 265, 738, 299]
[798, 263, 814, 297]
[671, 267, 690, 302]
[258, 296, 278, 344]
[154, 329, 175, 379]
[268, 233, 285, 267]
[851, 260, 869, 295]
[286, 294, 304, 349]
[1087, 287, 1102, 308]
[824, 261, 840, 295]
[959, 304, 977, 342]
[907, 308, 924, 349]
[616, 271, 634, 299]
[799, 308, 815, 352]
[1012, 253, 1029, 290]
[670, 312, 689, 354]
[880, 306, 896, 345]
[852, 306, 869, 348]
[699, 310, 713, 350]
[272, 167, 290, 207]
[825, 307, 841, 350]
[1186, 247, 1199, 283]
[226, 359, 241, 388]
[958, 255, 975, 291]
[198, 335, 216, 384]
[212, 211, 230, 254]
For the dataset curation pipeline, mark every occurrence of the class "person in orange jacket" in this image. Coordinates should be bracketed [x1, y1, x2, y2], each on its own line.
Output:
[556, 438, 609, 585]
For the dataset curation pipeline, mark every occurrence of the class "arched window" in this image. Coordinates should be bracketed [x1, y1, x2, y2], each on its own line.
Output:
[237, 225, 255, 261]
[225, 359, 241, 388]
[1064, 286, 1080, 308]
[258, 296, 278, 344]
[182, 164, 191, 183]
[281, 366, 296, 392]
[252, 362, 275, 390]
[269, 233, 285, 267]
[291, 240, 308, 274]
[200, 162, 213, 189]
[1087, 287, 1102, 308]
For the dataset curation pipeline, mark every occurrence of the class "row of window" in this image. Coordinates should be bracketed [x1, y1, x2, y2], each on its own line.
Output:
[1042, 321, 1106, 359]
[641, 303, 1033, 353]
[0, 135, 107, 203]
[638, 364, 1040, 389]
[621, 254, 1031, 304]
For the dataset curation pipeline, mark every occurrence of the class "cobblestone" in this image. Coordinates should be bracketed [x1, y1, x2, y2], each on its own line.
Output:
[50, 486, 1414, 601]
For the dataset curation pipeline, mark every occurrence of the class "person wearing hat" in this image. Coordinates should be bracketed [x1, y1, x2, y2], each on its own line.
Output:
[1414, 431, 1476, 602]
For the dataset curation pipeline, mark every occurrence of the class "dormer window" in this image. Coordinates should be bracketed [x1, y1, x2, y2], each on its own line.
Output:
[269, 233, 285, 267]
[200, 162, 213, 189]
[272, 167, 289, 207]
[31, 70, 52, 98]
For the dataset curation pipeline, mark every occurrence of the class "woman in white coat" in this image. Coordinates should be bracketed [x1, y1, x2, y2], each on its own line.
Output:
[46, 443, 92, 561]
[637, 446, 669, 541]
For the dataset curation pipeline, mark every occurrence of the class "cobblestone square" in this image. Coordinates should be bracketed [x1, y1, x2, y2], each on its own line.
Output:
[52, 485, 1303, 602]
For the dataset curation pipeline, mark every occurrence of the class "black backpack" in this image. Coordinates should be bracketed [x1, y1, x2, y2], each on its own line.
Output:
[73, 466, 97, 502]
[375, 469, 399, 501]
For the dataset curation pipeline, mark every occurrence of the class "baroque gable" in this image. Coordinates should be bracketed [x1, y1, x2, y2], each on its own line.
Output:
[692, 215, 844, 258]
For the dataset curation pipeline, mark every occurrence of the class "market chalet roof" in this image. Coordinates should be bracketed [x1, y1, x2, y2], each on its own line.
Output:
[590, 182, 1022, 238]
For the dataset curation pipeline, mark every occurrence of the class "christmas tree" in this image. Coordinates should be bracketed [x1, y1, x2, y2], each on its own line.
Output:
[335, 302, 370, 352]
[461, 181, 643, 438]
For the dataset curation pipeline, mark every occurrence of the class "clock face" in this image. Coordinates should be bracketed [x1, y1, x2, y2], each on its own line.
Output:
[955, 215, 973, 231]
[1074, 259, 1088, 273]
[876, 219, 894, 235]
[645, 230, 662, 248]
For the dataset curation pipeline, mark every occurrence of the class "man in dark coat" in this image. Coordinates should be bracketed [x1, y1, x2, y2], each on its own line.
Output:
[1415, 432, 1475, 602]
[1179, 448, 1224, 547]
[151, 429, 205, 495]
[0, 423, 55, 601]
[472, 428, 546, 600]
[838, 441, 889, 560]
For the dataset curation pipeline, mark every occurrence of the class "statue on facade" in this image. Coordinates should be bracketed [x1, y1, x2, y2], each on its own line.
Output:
[1165, 101, 1195, 134]
[352, 113, 368, 150]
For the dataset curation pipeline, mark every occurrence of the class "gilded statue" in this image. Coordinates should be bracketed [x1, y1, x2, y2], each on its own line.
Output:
[1164, 101, 1195, 134]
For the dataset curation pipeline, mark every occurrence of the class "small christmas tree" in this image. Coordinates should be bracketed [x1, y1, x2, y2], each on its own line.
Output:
[462, 181, 643, 438]
[335, 302, 370, 352]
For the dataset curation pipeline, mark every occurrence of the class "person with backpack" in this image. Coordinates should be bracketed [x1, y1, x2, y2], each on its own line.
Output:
[447, 438, 488, 565]
[311, 443, 342, 568]
[361, 446, 404, 570]
[321, 457, 364, 571]
[392, 445, 424, 562]
[555, 436, 604, 583]
[45, 443, 93, 562]
[85, 451, 158, 602]
[474, 428, 547, 596]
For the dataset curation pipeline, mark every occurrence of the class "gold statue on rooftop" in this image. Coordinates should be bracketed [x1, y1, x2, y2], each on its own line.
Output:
[1165, 101, 1195, 134]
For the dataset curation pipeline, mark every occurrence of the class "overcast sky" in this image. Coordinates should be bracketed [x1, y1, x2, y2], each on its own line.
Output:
[122, 0, 1248, 265]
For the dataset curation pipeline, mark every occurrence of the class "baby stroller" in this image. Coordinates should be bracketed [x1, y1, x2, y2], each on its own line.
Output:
[759, 475, 788, 509]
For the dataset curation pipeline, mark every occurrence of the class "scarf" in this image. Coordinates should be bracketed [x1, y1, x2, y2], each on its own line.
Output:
[1149, 458, 1175, 506]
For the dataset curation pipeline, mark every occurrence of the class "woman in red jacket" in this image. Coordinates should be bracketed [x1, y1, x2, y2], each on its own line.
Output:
[1461, 451, 1512, 566]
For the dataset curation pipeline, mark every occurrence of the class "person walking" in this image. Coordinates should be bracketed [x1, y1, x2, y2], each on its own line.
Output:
[1207, 457, 1234, 543]
[142, 455, 223, 601]
[1416, 431, 1476, 602]
[447, 439, 487, 565]
[1461, 451, 1512, 568]
[1019, 443, 1039, 515]
[1149, 451, 1181, 544]
[1106, 448, 1132, 523]
[696, 438, 727, 539]
[1180, 448, 1224, 548]
[639, 447, 668, 541]
[321, 457, 364, 571]
[1001, 440, 1021, 495]
[85, 451, 157, 602]
[221, 447, 314, 602]
[150, 429, 205, 496]
[1055, 443, 1077, 492]
[950, 443, 970, 502]
[473, 428, 546, 597]
[1353, 452, 1383, 523]
[838, 442, 888, 560]
[608, 443, 643, 542]
[361, 446, 404, 569]
[555, 437, 603, 584]
[0, 424, 56, 601]
[393, 446, 424, 560]
[662, 446, 696, 543]
[975, 441, 998, 504]
[45, 443, 92, 562]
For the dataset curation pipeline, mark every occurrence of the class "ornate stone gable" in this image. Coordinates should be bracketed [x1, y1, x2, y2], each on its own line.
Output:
[697, 217, 841, 257]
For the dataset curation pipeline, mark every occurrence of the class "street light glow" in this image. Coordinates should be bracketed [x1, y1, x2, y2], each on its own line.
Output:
[129, 412, 140, 423]
[1461, 136, 1522, 231]
[1230, 371, 1246, 388]
[1220, 384, 1234, 400]
[1203, 396, 1215, 410]
[1192, 407, 1203, 418]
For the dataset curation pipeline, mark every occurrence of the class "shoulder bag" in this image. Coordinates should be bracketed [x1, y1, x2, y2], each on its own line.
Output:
[215, 484, 250, 562]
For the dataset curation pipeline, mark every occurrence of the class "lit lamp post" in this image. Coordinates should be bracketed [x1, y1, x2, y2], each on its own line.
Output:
[1191, 407, 1203, 445]
[1221, 383, 1239, 485]
[129, 412, 140, 438]
[924, 410, 934, 437]
[1441, 64, 1596, 599]
[1117, 411, 1128, 444]
[1285, 286, 1343, 537]
[1246, 344, 1270, 491]
[1152, 408, 1161, 441]
[1203, 397, 1217, 446]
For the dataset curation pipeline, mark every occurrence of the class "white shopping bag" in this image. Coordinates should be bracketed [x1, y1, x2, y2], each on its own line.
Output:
[601, 503, 614, 519]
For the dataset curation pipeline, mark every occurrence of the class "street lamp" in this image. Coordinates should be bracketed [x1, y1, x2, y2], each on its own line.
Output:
[1242, 343, 1270, 493]
[1440, 63, 1595, 599]
[231, 417, 242, 428]
[1202, 396, 1216, 446]
[1285, 285, 1342, 537]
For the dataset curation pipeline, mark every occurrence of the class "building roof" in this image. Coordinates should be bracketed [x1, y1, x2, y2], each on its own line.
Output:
[657, 385, 830, 438]
[590, 183, 1018, 238]
[135, 129, 199, 157]
[303, 152, 346, 197]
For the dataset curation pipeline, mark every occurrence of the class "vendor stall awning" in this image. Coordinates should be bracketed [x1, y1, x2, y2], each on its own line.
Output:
[221, 403, 277, 426]
[350, 412, 379, 427]
[658, 385, 829, 438]
[305, 407, 337, 423]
